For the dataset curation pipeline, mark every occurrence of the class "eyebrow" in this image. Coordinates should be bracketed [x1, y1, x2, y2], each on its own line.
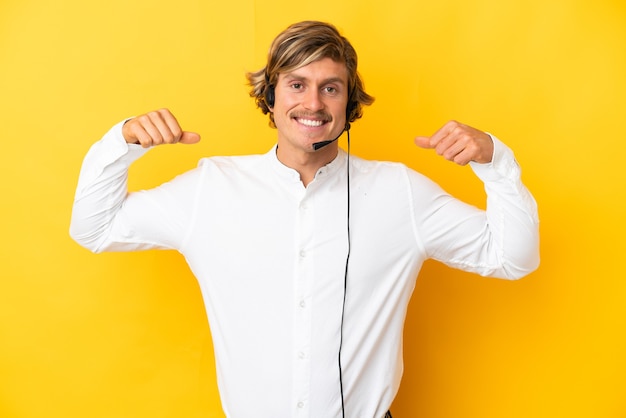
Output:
[281, 73, 347, 86]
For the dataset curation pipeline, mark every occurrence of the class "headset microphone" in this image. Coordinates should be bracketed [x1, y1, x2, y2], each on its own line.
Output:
[312, 139, 335, 151]
[312, 122, 351, 151]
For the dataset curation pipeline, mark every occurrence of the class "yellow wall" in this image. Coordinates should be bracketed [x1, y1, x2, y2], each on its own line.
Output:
[1, 0, 625, 417]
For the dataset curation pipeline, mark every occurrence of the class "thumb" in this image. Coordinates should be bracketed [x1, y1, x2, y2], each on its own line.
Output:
[179, 131, 201, 144]
[414, 135, 434, 149]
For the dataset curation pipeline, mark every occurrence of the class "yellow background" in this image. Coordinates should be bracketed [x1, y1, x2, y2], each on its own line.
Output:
[1, 0, 625, 417]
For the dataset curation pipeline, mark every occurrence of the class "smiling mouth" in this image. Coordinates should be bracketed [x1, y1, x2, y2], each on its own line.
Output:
[296, 118, 327, 127]
[291, 111, 332, 128]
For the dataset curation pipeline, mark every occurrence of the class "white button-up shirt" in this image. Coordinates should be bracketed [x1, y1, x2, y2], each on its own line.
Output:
[70, 121, 539, 418]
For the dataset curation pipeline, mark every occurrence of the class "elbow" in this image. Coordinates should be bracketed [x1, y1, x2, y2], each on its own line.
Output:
[69, 221, 105, 254]
[501, 245, 541, 281]
[499, 223, 541, 280]
[503, 258, 540, 280]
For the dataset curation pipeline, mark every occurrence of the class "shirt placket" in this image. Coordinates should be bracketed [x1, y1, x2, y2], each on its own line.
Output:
[293, 191, 314, 417]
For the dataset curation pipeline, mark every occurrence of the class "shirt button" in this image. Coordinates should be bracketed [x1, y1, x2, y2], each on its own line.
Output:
[297, 401, 304, 408]
[299, 250, 306, 258]
[299, 300, 306, 308]
[298, 351, 305, 359]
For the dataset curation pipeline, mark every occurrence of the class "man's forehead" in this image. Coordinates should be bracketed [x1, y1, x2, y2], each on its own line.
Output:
[278, 58, 348, 82]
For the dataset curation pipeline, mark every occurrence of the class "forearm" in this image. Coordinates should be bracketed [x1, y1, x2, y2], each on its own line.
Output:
[469, 135, 540, 278]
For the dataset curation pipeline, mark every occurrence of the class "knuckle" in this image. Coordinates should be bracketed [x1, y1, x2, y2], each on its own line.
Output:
[448, 120, 462, 131]
[163, 132, 176, 143]
[137, 114, 151, 124]
[453, 125, 466, 136]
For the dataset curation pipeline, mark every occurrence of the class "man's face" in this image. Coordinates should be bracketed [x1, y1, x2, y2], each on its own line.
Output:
[272, 57, 349, 155]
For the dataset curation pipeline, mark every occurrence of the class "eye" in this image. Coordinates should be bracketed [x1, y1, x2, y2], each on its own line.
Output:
[291, 82, 303, 90]
[323, 86, 337, 94]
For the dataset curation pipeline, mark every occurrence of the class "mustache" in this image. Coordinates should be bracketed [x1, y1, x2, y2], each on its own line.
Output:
[289, 110, 332, 121]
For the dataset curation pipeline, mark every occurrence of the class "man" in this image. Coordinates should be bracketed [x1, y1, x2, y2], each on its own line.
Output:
[70, 21, 539, 418]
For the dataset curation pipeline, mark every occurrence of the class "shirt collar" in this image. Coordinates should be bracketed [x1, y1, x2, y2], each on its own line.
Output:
[265, 144, 347, 184]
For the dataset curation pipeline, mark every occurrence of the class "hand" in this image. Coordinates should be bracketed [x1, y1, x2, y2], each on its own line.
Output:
[122, 108, 201, 148]
[414, 120, 494, 165]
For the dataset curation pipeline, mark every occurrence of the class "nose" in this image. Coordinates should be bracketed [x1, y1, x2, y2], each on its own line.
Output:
[303, 88, 324, 111]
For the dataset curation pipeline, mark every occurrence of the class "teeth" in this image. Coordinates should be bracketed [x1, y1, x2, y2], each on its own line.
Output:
[298, 118, 324, 127]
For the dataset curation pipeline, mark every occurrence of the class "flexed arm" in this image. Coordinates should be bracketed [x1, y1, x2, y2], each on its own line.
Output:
[412, 120, 539, 279]
[70, 109, 201, 253]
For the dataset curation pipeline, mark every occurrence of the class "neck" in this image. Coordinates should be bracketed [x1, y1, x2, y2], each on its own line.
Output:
[276, 143, 339, 187]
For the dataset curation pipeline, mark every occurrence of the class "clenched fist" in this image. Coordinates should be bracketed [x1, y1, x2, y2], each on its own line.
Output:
[414, 120, 494, 165]
[122, 108, 201, 148]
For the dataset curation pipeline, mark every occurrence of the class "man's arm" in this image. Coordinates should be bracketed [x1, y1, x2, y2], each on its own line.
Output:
[413, 120, 539, 279]
[69, 109, 201, 253]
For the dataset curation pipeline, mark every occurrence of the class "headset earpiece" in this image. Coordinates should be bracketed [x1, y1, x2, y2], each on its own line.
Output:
[264, 72, 275, 108]
[346, 104, 354, 125]
[346, 89, 357, 124]
[265, 85, 275, 108]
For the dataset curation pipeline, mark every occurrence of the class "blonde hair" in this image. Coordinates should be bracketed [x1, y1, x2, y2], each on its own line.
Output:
[247, 21, 375, 127]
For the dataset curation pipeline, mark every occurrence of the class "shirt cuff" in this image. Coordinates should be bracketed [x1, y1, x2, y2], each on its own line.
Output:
[469, 134, 521, 182]
[102, 118, 150, 164]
